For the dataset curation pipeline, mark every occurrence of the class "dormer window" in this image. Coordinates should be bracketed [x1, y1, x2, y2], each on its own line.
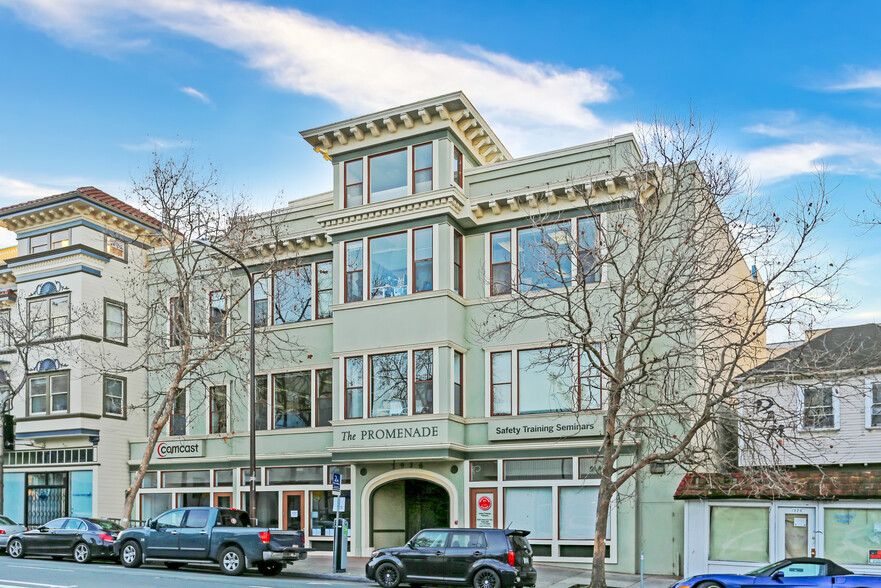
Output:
[343, 141, 435, 208]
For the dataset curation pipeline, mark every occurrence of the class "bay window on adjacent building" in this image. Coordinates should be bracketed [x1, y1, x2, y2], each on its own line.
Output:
[209, 385, 227, 434]
[345, 357, 364, 419]
[208, 291, 227, 341]
[274, 371, 311, 429]
[491, 346, 602, 416]
[28, 372, 69, 415]
[346, 226, 435, 302]
[28, 294, 70, 339]
[104, 375, 125, 418]
[104, 299, 126, 343]
[489, 216, 602, 296]
[345, 349, 436, 418]
[801, 385, 837, 429]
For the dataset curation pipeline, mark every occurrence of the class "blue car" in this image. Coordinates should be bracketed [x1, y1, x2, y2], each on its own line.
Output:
[673, 558, 881, 588]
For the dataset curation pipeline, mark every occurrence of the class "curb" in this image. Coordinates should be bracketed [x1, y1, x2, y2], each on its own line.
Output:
[283, 571, 372, 583]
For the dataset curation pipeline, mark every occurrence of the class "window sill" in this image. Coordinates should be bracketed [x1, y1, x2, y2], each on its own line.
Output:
[334, 289, 451, 311]
[334, 413, 465, 425]
[263, 317, 333, 331]
[798, 426, 839, 433]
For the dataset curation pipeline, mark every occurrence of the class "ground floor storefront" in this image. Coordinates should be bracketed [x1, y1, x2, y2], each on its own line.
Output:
[677, 469, 881, 576]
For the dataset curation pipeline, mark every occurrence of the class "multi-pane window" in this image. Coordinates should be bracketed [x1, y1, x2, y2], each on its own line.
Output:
[871, 382, 881, 428]
[104, 300, 126, 343]
[316, 261, 333, 319]
[802, 386, 836, 429]
[105, 234, 125, 258]
[255, 375, 268, 430]
[369, 149, 408, 203]
[170, 297, 185, 346]
[208, 290, 226, 342]
[170, 391, 187, 436]
[413, 349, 433, 414]
[577, 216, 600, 283]
[370, 232, 408, 298]
[345, 241, 364, 303]
[491, 352, 512, 416]
[344, 159, 364, 208]
[370, 352, 408, 417]
[28, 372, 69, 415]
[453, 231, 463, 296]
[453, 147, 463, 188]
[412, 143, 433, 193]
[453, 351, 464, 416]
[413, 228, 433, 293]
[345, 357, 363, 419]
[273, 372, 311, 429]
[274, 266, 312, 324]
[51, 230, 70, 250]
[28, 230, 69, 254]
[316, 368, 333, 427]
[104, 376, 125, 417]
[254, 275, 270, 328]
[490, 231, 512, 295]
[29, 234, 49, 254]
[209, 385, 227, 434]
[28, 294, 70, 339]
[518, 223, 572, 292]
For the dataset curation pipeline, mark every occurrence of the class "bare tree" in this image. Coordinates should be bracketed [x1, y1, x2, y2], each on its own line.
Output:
[78, 153, 304, 527]
[475, 112, 848, 587]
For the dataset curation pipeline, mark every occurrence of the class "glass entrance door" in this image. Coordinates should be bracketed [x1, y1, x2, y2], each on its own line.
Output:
[26, 472, 68, 526]
[283, 491, 305, 531]
[778, 507, 816, 558]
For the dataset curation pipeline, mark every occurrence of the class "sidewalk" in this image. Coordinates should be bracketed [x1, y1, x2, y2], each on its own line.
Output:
[283, 554, 679, 588]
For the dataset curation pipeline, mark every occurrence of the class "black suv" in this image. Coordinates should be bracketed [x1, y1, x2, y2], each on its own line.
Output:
[366, 528, 536, 588]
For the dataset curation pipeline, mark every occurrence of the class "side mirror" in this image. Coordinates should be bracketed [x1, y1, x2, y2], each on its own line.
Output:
[407, 540, 415, 549]
[38, 527, 48, 533]
[148, 519, 158, 529]
[772, 572, 785, 582]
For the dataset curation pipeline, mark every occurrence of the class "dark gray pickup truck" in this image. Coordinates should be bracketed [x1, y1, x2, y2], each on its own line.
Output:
[114, 507, 308, 576]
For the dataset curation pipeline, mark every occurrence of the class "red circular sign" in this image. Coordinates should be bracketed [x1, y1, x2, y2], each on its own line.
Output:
[478, 496, 492, 511]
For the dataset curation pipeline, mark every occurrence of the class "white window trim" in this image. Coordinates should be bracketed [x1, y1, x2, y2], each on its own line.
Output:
[104, 375, 126, 417]
[207, 383, 230, 435]
[866, 379, 881, 429]
[797, 384, 840, 431]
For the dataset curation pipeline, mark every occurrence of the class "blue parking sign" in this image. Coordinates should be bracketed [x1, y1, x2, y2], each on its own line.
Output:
[332, 472, 341, 494]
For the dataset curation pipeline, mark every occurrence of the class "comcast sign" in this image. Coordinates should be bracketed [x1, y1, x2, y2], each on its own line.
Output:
[155, 440, 204, 459]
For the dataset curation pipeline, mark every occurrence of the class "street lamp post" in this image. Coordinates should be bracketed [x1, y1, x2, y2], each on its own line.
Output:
[194, 240, 257, 523]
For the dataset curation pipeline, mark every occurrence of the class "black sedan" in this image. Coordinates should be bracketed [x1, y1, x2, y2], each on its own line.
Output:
[6, 517, 123, 563]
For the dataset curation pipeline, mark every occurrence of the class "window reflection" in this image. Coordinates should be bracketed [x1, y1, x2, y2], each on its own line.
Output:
[275, 266, 313, 323]
[518, 223, 572, 292]
[274, 372, 311, 428]
[369, 150, 407, 202]
[369, 233, 408, 299]
[370, 352, 408, 417]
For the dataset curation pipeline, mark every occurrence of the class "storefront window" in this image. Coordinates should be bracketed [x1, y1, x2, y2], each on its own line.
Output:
[369, 233, 408, 299]
[138, 471, 158, 488]
[505, 487, 552, 539]
[162, 470, 210, 488]
[518, 347, 572, 414]
[708, 506, 769, 562]
[311, 490, 351, 537]
[328, 466, 352, 484]
[824, 508, 881, 564]
[274, 371, 311, 429]
[241, 491, 279, 528]
[214, 469, 233, 487]
[559, 487, 607, 540]
[141, 493, 172, 520]
[370, 352, 408, 416]
[504, 458, 573, 481]
[178, 493, 209, 507]
[266, 466, 323, 485]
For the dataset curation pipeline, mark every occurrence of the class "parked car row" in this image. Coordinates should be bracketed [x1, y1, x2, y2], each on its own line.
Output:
[0, 507, 308, 576]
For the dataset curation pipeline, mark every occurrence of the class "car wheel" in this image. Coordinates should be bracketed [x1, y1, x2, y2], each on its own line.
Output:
[473, 568, 501, 588]
[697, 583, 724, 588]
[375, 562, 401, 588]
[120, 541, 142, 568]
[73, 542, 93, 564]
[7, 539, 24, 559]
[256, 561, 284, 576]
[164, 562, 185, 570]
[219, 546, 246, 576]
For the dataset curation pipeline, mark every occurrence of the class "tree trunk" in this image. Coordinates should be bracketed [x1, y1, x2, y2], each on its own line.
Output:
[119, 388, 177, 528]
[589, 473, 615, 588]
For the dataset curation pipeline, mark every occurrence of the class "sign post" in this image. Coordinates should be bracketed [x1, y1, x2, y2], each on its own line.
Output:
[332, 472, 346, 573]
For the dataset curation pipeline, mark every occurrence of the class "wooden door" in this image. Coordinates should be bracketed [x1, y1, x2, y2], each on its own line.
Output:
[214, 492, 233, 509]
[469, 488, 497, 529]
[282, 491, 306, 531]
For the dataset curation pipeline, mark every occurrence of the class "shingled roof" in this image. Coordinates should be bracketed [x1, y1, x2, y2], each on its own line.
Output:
[0, 186, 162, 229]
[674, 468, 881, 500]
[749, 323, 881, 378]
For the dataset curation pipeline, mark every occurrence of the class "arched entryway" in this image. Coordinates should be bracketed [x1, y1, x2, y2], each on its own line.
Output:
[369, 478, 451, 549]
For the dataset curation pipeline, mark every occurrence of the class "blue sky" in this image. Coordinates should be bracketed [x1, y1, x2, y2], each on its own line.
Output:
[0, 0, 879, 331]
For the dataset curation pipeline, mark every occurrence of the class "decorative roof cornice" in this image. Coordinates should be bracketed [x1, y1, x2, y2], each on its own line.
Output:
[300, 91, 511, 166]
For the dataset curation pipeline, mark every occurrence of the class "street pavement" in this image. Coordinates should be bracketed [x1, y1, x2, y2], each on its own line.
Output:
[0, 556, 358, 588]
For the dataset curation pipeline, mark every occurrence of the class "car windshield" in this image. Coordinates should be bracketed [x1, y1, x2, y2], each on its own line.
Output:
[0, 515, 14, 525]
[746, 562, 785, 576]
[88, 519, 123, 531]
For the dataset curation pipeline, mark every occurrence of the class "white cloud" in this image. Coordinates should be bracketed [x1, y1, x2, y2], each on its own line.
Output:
[0, 0, 623, 156]
[180, 86, 210, 104]
[120, 136, 188, 151]
[0, 174, 59, 201]
[827, 68, 881, 91]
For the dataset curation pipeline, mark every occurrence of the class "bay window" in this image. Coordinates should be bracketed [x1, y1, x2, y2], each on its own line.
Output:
[490, 352, 512, 416]
[105, 234, 125, 258]
[413, 349, 433, 414]
[345, 357, 364, 419]
[369, 232, 408, 299]
[316, 261, 333, 318]
[254, 275, 270, 327]
[28, 372, 69, 415]
[579, 349, 602, 410]
[256, 375, 268, 430]
[370, 352, 408, 417]
[274, 266, 312, 324]
[29, 233, 49, 254]
[170, 391, 187, 436]
[453, 231, 463, 296]
[518, 223, 572, 292]
[316, 368, 333, 426]
[345, 241, 364, 302]
[273, 372, 311, 429]
[454, 351, 463, 416]
[577, 216, 600, 282]
[344, 159, 363, 207]
[346, 349, 436, 418]
[369, 149, 408, 203]
[412, 143, 433, 193]
[490, 231, 512, 295]
[51, 230, 70, 249]
[169, 297, 185, 346]
[413, 228, 433, 293]
[453, 147, 463, 187]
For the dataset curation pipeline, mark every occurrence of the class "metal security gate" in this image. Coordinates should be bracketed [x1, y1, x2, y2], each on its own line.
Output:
[26, 472, 68, 526]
